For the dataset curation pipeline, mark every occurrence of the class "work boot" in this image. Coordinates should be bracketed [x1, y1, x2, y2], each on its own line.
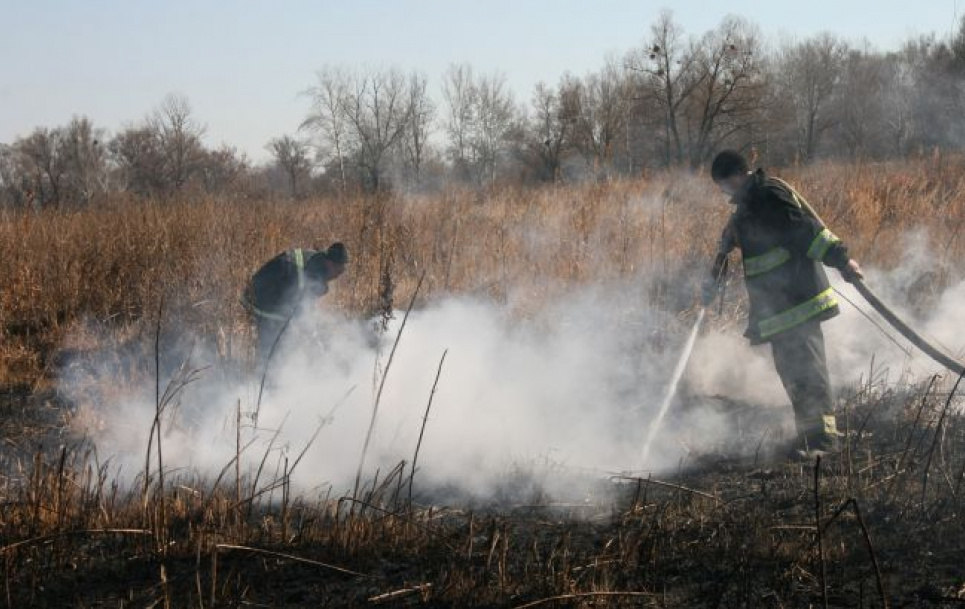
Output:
[792, 447, 833, 461]
[803, 432, 837, 452]
[766, 433, 836, 462]
[786, 433, 838, 461]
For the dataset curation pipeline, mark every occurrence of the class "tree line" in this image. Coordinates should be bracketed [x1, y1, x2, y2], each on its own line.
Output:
[4, 11, 965, 206]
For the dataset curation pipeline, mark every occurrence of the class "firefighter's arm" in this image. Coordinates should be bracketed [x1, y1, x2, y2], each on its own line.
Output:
[764, 183, 854, 272]
[307, 280, 329, 301]
[713, 217, 737, 269]
[785, 200, 863, 282]
[717, 218, 737, 254]
[702, 219, 736, 305]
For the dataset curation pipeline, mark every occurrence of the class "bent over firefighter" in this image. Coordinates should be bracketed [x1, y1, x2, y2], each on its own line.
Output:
[243, 242, 348, 361]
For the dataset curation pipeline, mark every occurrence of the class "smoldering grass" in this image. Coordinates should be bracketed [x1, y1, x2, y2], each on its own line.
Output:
[2, 161, 965, 604]
[354, 271, 426, 500]
[0, 398, 961, 607]
[407, 348, 447, 509]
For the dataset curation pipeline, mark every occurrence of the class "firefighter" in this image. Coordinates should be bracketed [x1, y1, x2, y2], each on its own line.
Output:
[243, 242, 348, 360]
[705, 150, 863, 457]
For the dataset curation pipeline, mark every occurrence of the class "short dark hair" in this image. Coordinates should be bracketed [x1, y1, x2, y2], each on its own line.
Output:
[710, 150, 749, 182]
[325, 242, 348, 264]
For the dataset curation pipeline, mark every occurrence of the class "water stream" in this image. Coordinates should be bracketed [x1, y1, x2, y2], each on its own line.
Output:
[640, 308, 706, 467]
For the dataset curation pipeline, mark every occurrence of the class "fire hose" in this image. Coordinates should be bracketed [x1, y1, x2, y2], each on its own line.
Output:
[848, 278, 964, 376]
[793, 194, 964, 376]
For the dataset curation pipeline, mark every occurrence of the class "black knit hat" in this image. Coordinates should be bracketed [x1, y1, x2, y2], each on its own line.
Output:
[710, 150, 749, 182]
[326, 242, 348, 264]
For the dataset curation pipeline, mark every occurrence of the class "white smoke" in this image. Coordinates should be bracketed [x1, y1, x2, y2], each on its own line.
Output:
[62, 279, 735, 500]
[825, 229, 964, 385]
[61, 234, 964, 502]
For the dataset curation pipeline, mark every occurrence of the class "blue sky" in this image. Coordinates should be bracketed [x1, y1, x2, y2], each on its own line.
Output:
[1, 1, 961, 162]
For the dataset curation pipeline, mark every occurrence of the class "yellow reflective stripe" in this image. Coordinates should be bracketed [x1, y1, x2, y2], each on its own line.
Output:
[799, 414, 840, 437]
[250, 306, 289, 322]
[241, 294, 289, 322]
[807, 228, 840, 261]
[293, 248, 305, 291]
[744, 247, 791, 277]
[759, 287, 837, 339]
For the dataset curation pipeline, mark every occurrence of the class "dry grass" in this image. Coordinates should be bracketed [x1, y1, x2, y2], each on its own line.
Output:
[1, 155, 965, 606]
[3, 153, 965, 386]
[0, 375, 962, 606]
[2, 153, 964, 384]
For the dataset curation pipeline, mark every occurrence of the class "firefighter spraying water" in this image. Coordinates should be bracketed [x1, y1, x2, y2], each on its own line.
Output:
[642, 150, 964, 467]
[643, 150, 863, 465]
[705, 150, 864, 458]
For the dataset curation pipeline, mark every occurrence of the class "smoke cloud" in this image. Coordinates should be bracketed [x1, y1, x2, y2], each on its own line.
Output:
[61, 239, 964, 503]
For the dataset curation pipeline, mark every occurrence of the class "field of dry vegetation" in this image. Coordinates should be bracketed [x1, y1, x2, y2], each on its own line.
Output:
[1, 155, 965, 606]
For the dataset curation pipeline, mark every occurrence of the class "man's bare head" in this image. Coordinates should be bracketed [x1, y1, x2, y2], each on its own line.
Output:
[710, 150, 751, 199]
[308, 242, 348, 280]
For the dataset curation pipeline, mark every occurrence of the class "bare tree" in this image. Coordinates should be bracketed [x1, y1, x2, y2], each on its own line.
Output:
[199, 145, 249, 194]
[472, 71, 516, 184]
[832, 48, 887, 158]
[61, 116, 108, 204]
[110, 125, 166, 195]
[7, 117, 110, 206]
[14, 127, 68, 206]
[529, 80, 578, 182]
[301, 66, 352, 193]
[149, 93, 206, 192]
[680, 17, 767, 167]
[572, 58, 633, 178]
[440, 65, 517, 184]
[878, 51, 916, 156]
[0, 144, 14, 205]
[626, 13, 766, 169]
[561, 75, 592, 169]
[627, 10, 703, 165]
[267, 135, 312, 198]
[778, 33, 848, 161]
[401, 72, 436, 187]
[901, 33, 965, 151]
[950, 13, 965, 72]
[341, 67, 412, 191]
[0, 143, 32, 207]
[441, 63, 477, 180]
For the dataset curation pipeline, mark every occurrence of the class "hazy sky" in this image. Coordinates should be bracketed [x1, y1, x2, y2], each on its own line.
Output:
[1, 1, 961, 162]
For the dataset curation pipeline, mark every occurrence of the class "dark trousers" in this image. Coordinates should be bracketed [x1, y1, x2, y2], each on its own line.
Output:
[770, 321, 839, 450]
[255, 316, 288, 366]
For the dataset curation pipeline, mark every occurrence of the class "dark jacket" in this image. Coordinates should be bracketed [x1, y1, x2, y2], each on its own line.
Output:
[718, 169, 850, 343]
[244, 248, 329, 321]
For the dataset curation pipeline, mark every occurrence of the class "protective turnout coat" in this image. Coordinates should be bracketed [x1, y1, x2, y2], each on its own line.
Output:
[243, 248, 329, 323]
[717, 170, 851, 343]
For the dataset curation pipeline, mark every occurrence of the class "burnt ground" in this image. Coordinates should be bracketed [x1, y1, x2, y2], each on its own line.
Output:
[0, 383, 964, 608]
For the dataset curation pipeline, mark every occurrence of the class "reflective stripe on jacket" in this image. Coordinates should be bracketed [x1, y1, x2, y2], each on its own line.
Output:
[758, 287, 838, 340]
[242, 248, 323, 321]
[723, 170, 850, 343]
